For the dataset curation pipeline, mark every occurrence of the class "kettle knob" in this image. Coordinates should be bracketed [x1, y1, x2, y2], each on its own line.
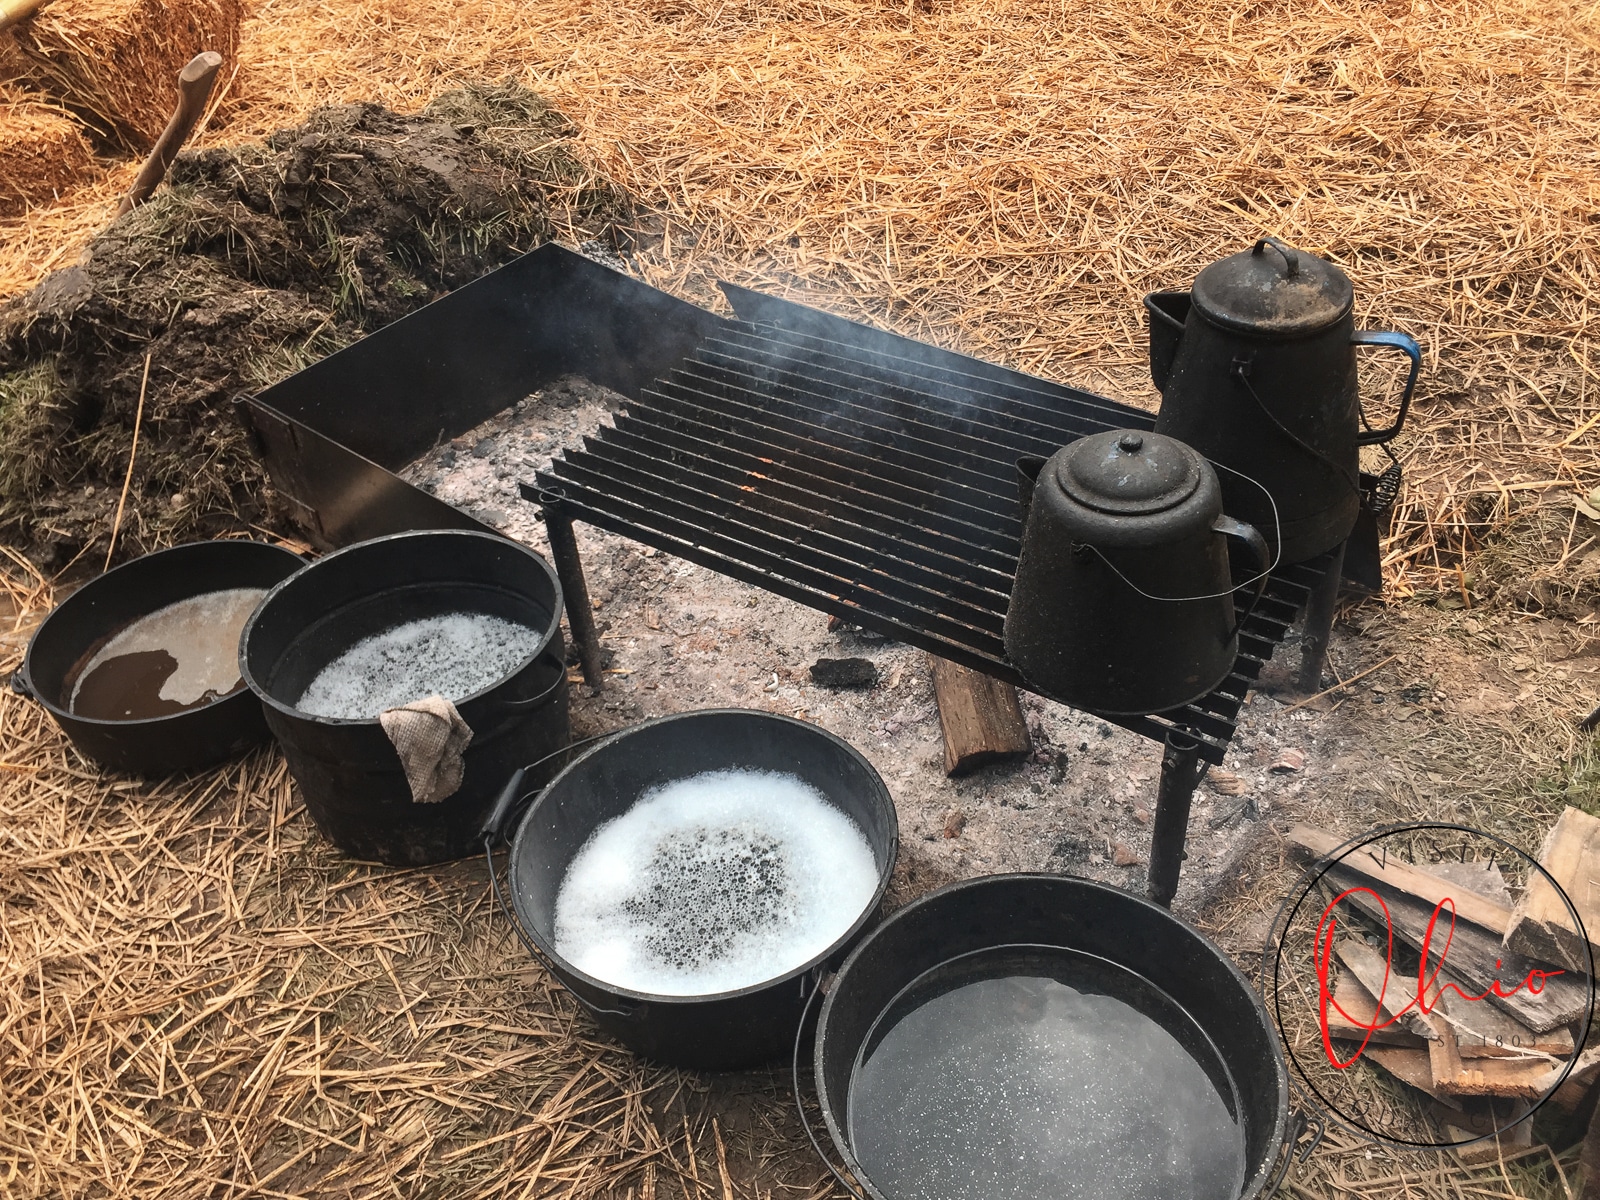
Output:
[1117, 433, 1144, 454]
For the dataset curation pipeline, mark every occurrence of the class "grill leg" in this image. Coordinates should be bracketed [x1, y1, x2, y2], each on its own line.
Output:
[1296, 539, 1347, 693]
[542, 502, 604, 688]
[1147, 729, 1204, 908]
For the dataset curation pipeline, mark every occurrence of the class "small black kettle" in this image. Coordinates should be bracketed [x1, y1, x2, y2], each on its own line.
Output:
[1003, 429, 1268, 716]
[1146, 238, 1421, 565]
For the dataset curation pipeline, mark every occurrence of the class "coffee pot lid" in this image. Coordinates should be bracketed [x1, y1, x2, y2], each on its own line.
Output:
[1056, 429, 1202, 516]
[1190, 237, 1353, 335]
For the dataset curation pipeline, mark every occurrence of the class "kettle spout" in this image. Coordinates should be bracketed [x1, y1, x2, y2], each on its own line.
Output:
[1143, 292, 1191, 394]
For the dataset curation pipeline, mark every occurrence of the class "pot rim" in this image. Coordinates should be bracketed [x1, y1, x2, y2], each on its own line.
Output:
[239, 529, 564, 727]
[506, 707, 900, 1007]
[812, 871, 1291, 1200]
[20, 538, 306, 731]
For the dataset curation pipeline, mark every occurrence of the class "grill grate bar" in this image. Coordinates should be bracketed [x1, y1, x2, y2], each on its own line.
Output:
[571, 435, 1015, 609]
[643, 379, 1018, 519]
[601, 421, 1020, 580]
[688, 342, 1113, 464]
[721, 323, 1149, 432]
[528, 313, 1330, 767]
[545, 455, 1009, 644]
[701, 332, 1128, 451]
[661, 364, 1024, 507]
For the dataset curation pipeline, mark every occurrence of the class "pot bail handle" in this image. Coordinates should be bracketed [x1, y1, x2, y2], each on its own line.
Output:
[1252, 236, 1300, 277]
[1351, 330, 1422, 445]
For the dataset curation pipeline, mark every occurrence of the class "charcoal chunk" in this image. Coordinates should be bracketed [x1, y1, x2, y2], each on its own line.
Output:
[809, 657, 879, 690]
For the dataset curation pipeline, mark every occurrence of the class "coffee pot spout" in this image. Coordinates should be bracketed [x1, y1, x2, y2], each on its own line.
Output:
[1143, 292, 1191, 393]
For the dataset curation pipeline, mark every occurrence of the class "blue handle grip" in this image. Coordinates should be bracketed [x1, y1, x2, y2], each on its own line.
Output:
[1351, 329, 1421, 445]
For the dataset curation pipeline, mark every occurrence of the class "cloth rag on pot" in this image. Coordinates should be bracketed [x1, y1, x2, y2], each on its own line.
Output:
[378, 695, 473, 804]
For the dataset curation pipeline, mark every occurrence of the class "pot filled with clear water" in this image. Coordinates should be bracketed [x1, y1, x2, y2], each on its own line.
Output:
[812, 874, 1290, 1200]
[241, 530, 569, 866]
[500, 709, 898, 1070]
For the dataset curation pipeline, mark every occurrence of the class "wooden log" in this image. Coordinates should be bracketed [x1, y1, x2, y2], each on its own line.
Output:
[1325, 974, 1428, 1048]
[1365, 1046, 1455, 1103]
[1446, 1100, 1536, 1166]
[927, 654, 1031, 776]
[1337, 940, 1440, 1040]
[1322, 864, 1587, 1032]
[1330, 942, 1573, 1059]
[1504, 806, 1600, 974]
[1439, 1054, 1560, 1100]
[1289, 823, 1513, 937]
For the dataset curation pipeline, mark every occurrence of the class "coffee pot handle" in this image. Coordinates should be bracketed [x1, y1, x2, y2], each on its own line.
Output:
[1212, 514, 1270, 580]
[1213, 514, 1271, 638]
[1351, 330, 1422, 445]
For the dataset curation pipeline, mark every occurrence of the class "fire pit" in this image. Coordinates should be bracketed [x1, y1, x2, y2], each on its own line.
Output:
[238, 243, 1384, 903]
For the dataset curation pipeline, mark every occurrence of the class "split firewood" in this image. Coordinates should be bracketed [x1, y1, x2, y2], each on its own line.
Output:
[1445, 1099, 1537, 1166]
[1325, 973, 1428, 1049]
[1431, 858, 1514, 908]
[1289, 824, 1513, 936]
[1365, 1046, 1458, 1104]
[1331, 948, 1573, 1059]
[1322, 863, 1587, 1032]
[1504, 806, 1600, 973]
[926, 654, 1030, 776]
[1440, 1053, 1564, 1100]
[1336, 941, 1440, 1040]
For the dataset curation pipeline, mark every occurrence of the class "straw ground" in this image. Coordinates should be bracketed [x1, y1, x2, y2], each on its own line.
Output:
[4, 562, 1598, 1199]
[3, 0, 1600, 1193]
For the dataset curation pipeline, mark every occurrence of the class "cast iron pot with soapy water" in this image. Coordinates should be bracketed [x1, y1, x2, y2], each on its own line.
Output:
[805, 874, 1296, 1200]
[15, 540, 305, 776]
[1004, 428, 1269, 716]
[240, 530, 569, 866]
[1146, 237, 1422, 565]
[482, 709, 899, 1071]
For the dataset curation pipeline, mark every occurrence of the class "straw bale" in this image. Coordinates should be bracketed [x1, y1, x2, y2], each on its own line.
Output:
[0, 93, 97, 218]
[8, 0, 244, 149]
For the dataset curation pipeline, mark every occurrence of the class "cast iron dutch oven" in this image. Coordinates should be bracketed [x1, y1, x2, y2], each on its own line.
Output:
[807, 874, 1295, 1200]
[485, 708, 900, 1071]
[15, 539, 304, 776]
[241, 530, 570, 866]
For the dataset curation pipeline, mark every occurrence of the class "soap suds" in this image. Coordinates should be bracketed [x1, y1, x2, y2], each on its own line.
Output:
[553, 768, 880, 996]
[296, 612, 540, 719]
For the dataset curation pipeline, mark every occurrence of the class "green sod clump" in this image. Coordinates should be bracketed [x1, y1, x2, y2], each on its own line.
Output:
[0, 81, 629, 570]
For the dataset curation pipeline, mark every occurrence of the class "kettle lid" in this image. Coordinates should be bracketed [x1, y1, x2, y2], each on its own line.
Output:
[1056, 429, 1202, 516]
[1190, 237, 1353, 335]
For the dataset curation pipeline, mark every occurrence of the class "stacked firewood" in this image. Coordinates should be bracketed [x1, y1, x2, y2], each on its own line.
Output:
[1290, 811, 1600, 1166]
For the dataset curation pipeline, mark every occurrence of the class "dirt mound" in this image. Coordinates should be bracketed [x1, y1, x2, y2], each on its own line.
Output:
[0, 82, 628, 572]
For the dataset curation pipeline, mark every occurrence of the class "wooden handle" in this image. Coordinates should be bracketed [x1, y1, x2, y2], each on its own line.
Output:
[0, 0, 51, 32]
[114, 51, 223, 219]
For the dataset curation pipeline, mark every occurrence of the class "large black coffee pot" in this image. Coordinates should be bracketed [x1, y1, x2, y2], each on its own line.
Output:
[1003, 429, 1268, 716]
[1145, 238, 1421, 565]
